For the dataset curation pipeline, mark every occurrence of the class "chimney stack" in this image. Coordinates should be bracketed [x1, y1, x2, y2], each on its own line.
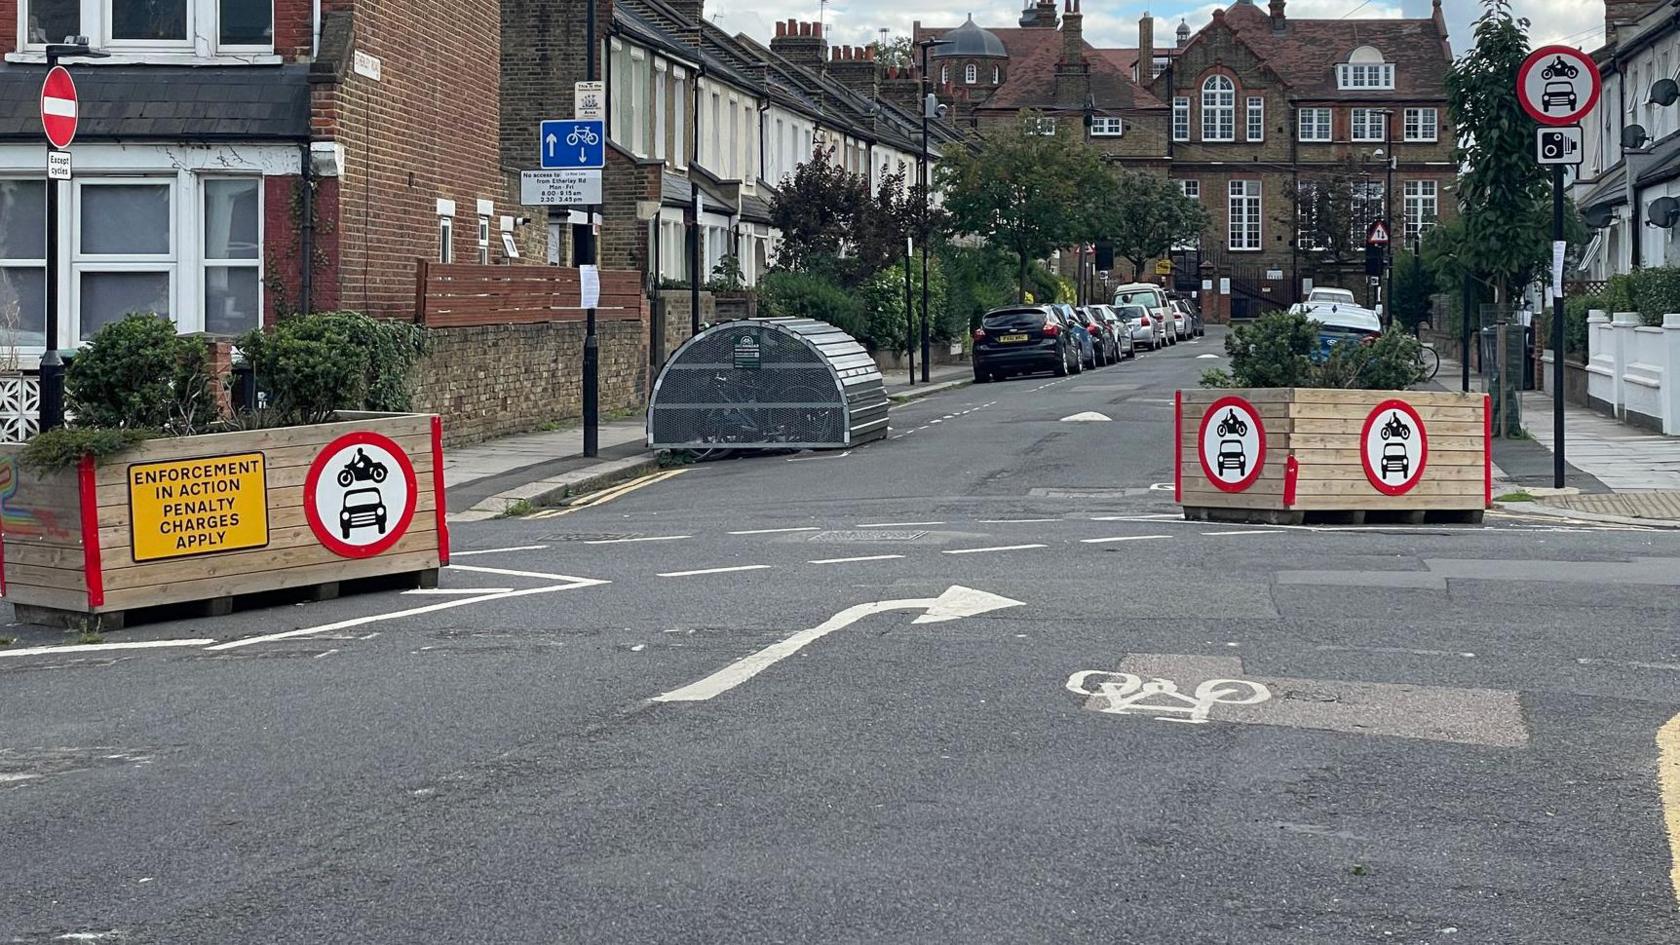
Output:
[1060, 0, 1086, 71]
[1138, 12, 1154, 83]
[1028, 0, 1059, 28]
[770, 19, 828, 70]
[1269, 0, 1286, 30]
[829, 43, 881, 100]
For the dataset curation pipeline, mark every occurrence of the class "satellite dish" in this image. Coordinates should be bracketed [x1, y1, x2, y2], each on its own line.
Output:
[1583, 204, 1614, 229]
[1624, 123, 1651, 150]
[1652, 78, 1680, 107]
[1648, 196, 1680, 228]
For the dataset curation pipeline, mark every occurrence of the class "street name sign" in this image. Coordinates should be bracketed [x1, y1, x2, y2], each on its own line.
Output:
[520, 169, 602, 206]
[539, 119, 605, 169]
[1517, 45, 1600, 127]
[40, 65, 77, 149]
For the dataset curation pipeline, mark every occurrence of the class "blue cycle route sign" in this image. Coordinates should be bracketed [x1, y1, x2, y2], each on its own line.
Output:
[539, 120, 606, 169]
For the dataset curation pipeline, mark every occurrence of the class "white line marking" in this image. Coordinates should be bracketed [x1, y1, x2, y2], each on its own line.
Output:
[857, 521, 946, 528]
[0, 638, 215, 658]
[977, 518, 1060, 523]
[1081, 535, 1172, 544]
[313, 648, 339, 659]
[658, 564, 773, 577]
[447, 564, 596, 581]
[403, 587, 514, 595]
[207, 578, 609, 650]
[581, 534, 691, 544]
[808, 554, 907, 564]
[729, 527, 821, 535]
[450, 545, 549, 557]
[654, 586, 1024, 702]
[1091, 513, 1182, 521]
[943, 543, 1048, 555]
[1576, 657, 1680, 672]
[1202, 529, 1277, 536]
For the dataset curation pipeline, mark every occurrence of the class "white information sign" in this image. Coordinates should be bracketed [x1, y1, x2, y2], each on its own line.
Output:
[575, 81, 605, 120]
[520, 169, 602, 206]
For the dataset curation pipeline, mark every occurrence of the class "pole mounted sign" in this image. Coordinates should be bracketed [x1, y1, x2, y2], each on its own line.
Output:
[39, 65, 77, 149]
[1517, 45, 1601, 127]
[539, 119, 605, 169]
[1365, 220, 1390, 247]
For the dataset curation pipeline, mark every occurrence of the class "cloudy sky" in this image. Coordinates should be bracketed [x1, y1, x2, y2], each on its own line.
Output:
[707, 0, 1602, 61]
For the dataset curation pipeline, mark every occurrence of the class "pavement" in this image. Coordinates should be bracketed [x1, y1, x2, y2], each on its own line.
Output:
[4, 329, 1680, 943]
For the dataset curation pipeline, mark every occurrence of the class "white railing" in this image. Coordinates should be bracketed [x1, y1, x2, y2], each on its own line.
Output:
[1584, 310, 1680, 435]
[0, 374, 40, 443]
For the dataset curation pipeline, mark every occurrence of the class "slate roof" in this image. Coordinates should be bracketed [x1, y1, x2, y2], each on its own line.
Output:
[914, 24, 1166, 112]
[0, 65, 310, 140]
[1214, 0, 1453, 101]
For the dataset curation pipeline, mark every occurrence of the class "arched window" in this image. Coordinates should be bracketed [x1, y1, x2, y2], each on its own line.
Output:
[940, 64, 949, 85]
[1201, 75, 1234, 141]
[965, 63, 978, 84]
[993, 65, 1001, 84]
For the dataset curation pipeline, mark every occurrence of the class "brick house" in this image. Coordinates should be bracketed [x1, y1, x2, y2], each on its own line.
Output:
[0, 0, 521, 355]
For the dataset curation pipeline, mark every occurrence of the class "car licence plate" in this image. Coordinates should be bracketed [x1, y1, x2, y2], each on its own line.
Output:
[999, 333, 1029, 343]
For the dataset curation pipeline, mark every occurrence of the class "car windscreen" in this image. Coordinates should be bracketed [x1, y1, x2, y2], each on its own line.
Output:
[1115, 290, 1161, 308]
[1116, 305, 1147, 320]
[982, 310, 1048, 331]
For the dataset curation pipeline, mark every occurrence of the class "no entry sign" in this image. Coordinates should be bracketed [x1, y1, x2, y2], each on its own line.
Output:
[1360, 400, 1429, 496]
[39, 65, 77, 149]
[303, 431, 418, 558]
[1197, 396, 1266, 492]
[1517, 45, 1600, 127]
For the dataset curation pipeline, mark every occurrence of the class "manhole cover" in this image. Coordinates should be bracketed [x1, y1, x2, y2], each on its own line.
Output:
[537, 532, 642, 542]
[808, 530, 927, 542]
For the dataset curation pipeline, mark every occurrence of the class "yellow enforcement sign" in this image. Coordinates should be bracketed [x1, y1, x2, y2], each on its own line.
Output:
[128, 452, 269, 561]
[1154, 259, 1173, 275]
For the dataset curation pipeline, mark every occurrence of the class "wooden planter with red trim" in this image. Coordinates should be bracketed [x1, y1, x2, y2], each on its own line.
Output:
[1174, 389, 1491, 525]
[0, 412, 450, 629]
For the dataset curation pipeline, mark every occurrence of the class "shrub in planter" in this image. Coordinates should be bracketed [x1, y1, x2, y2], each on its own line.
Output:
[238, 312, 428, 425]
[66, 313, 216, 433]
[1201, 309, 1423, 390]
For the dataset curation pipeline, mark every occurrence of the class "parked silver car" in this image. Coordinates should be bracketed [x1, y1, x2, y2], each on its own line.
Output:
[1116, 303, 1164, 350]
[1114, 283, 1178, 345]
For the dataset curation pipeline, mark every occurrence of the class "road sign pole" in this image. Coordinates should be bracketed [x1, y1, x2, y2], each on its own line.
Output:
[1552, 163, 1566, 488]
[38, 52, 71, 432]
[581, 0, 599, 459]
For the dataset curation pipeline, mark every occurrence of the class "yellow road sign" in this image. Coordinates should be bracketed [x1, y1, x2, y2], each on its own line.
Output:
[128, 452, 269, 561]
[1154, 259, 1173, 276]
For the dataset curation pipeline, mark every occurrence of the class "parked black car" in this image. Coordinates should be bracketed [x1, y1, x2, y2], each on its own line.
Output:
[973, 306, 1078, 382]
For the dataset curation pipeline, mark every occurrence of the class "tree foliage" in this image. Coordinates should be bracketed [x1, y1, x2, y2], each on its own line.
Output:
[1391, 252, 1435, 331]
[767, 147, 871, 273]
[1292, 157, 1383, 267]
[67, 313, 216, 434]
[1100, 170, 1210, 279]
[1444, 0, 1550, 300]
[872, 36, 914, 68]
[937, 115, 1105, 300]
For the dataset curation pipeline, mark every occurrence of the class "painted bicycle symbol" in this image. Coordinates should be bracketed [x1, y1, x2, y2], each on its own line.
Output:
[567, 126, 601, 147]
[1540, 56, 1579, 80]
[1065, 671, 1271, 724]
[1379, 411, 1412, 441]
[1215, 408, 1249, 437]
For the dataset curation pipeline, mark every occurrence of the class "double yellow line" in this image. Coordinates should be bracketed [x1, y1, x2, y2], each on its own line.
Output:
[527, 468, 686, 518]
[1661, 713, 1680, 906]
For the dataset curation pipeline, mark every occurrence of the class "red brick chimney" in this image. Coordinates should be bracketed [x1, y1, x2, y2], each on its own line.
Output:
[1138, 12, 1154, 82]
[1027, 0, 1059, 28]
[829, 44, 880, 99]
[1269, 0, 1286, 31]
[1059, 0, 1086, 72]
[771, 20, 828, 71]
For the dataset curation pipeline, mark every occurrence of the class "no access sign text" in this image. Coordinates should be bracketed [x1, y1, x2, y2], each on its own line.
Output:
[521, 169, 602, 206]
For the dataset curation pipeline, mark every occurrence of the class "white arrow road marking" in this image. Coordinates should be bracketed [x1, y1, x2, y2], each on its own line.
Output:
[1060, 411, 1112, 422]
[1660, 713, 1680, 906]
[653, 585, 1024, 703]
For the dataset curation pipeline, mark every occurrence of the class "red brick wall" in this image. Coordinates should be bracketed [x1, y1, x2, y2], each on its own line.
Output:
[0, 0, 15, 56]
[313, 0, 511, 319]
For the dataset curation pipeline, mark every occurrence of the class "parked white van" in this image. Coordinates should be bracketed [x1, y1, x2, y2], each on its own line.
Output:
[1112, 283, 1177, 348]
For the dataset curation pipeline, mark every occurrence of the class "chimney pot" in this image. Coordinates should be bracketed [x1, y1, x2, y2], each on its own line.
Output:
[814, 21, 823, 36]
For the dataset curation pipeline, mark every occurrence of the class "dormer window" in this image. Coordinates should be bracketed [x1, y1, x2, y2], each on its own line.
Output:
[1337, 47, 1395, 90]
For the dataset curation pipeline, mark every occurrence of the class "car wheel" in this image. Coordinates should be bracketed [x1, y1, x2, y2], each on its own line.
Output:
[974, 368, 989, 383]
[1053, 350, 1069, 377]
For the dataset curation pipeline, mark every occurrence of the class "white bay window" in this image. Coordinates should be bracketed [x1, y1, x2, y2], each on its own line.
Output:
[19, 0, 274, 57]
[0, 180, 47, 348]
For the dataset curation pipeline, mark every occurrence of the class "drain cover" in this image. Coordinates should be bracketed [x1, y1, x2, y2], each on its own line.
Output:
[808, 530, 927, 542]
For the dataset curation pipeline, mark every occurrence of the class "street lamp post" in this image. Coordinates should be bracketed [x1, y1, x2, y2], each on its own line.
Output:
[917, 38, 951, 385]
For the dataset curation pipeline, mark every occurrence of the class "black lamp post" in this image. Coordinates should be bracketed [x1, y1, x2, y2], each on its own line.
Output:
[917, 38, 951, 384]
[38, 38, 105, 432]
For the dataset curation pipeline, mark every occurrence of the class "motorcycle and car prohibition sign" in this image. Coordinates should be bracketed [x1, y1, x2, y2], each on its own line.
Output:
[1360, 399, 1429, 496]
[1197, 396, 1266, 492]
[303, 431, 419, 558]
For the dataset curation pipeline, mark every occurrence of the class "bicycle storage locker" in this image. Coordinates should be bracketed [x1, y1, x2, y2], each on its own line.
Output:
[647, 318, 889, 453]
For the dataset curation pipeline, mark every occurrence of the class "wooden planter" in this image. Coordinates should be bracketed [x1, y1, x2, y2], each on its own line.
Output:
[0, 412, 449, 628]
[1176, 388, 1491, 525]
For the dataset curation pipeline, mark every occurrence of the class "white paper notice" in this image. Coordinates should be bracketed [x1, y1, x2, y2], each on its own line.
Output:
[580, 264, 601, 309]
[1551, 240, 1566, 300]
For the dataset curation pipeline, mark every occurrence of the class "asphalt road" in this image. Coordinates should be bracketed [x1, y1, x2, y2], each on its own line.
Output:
[5, 332, 1680, 943]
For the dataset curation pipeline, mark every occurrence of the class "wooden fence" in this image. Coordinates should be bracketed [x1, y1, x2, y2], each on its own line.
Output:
[413, 262, 647, 327]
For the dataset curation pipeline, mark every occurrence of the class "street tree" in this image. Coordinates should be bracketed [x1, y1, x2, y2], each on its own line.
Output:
[938, 115, 1102, 300]
[1291, 157, 1384, 268]
[1101, 170, 1210, 280]
[872, 35, 914, 68]
[1444, 0, 1550, 302]
[768, 146, 870, 276]
[1391, 251, 1435, 331]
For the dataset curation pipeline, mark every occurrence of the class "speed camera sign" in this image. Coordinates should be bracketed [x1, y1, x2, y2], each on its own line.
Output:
[1517, 45, 1600, 127]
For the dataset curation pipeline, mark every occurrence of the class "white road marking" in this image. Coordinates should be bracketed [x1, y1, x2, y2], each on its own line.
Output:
[808, 554, 906, 564]
[1081, 535, 1172, 544]
[1576, 657, 1680, 672]
[1092, 513, 1182, 521]
[857, 520, 946, 528]
[581, 534, 691, 544]
[1318, 644, 1477, 659]
[403, 587, 515, 595]
[313, 648, 339, 659]
[653, 586, 1024, 702]
[730, 526, 821, 535]
[943, 543, 1047, 555]
[450, 545, 549, 557]
[786, 450, 851, 463]
[1202, 529, 1276, 536]
[977, 518, 1060, 523]
[658, 564, 773, 577]
[1196, 353, 1219, 359]
[447, 564, 595, 581]
[207, 577, 608, 650]
[0, 638, 216, 659]
[1060, 411, 1112, 422]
